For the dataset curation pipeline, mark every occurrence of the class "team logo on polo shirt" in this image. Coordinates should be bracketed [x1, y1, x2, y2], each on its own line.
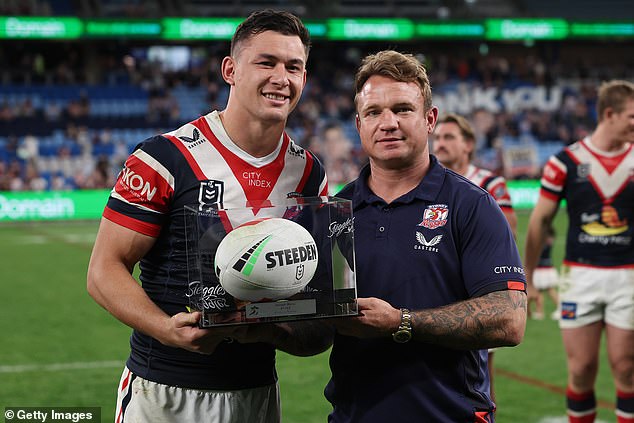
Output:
[419, 204, 449, 229]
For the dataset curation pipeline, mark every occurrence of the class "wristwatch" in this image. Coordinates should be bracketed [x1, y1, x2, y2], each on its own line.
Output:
[392, 308, 412, 343]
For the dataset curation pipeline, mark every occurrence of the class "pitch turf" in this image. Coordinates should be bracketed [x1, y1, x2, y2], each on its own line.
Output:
[0, 211, 618, 422]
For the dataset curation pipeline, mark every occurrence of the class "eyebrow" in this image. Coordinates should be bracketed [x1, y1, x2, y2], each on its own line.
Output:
[256, 53, 305, 67]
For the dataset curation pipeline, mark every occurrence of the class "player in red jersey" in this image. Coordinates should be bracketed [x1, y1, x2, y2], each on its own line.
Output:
[525, 80, 634, 423]
[433, 112, 518, 405]
[87, 10, 330, 423]
[433, 113, 517, 237]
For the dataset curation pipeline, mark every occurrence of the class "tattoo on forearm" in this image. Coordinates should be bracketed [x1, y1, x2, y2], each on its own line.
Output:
[410, 290, 526, 349]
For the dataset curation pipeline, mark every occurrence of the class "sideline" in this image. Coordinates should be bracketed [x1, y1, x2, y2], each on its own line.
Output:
[497, 368, 614, 410]
[0, 360, 122, 373]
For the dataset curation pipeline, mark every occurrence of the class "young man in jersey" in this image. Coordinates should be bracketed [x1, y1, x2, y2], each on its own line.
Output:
[326, 50, 527, 422]
[532, 226, 560, 321]
[524, 80, 634, 423]
[433, 113, 517, 236]
[87, 10, 330, 422]
[432, 112, 518, 403]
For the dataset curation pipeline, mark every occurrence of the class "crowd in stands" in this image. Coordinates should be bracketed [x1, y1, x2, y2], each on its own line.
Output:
[1, 39, 633, 191]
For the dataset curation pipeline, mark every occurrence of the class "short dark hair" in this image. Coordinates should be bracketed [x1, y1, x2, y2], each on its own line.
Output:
[354, 50, 432, 112]
[231, 9, 311, 59]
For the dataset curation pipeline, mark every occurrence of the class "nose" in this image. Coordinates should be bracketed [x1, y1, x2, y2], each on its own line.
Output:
[270, 63, 289, 87]
[378, 110, 398, 130]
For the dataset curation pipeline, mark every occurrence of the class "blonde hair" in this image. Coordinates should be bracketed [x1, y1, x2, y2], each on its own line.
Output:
[354, 50, 432, 111]
[596, 80, 634, 122]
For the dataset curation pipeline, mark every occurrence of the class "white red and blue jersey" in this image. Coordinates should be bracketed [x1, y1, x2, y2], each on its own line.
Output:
[327, 155, 525, 422]
[103, 111, 328, 389]
[465, 164, 513, 211]
[540, 137, 634, 268]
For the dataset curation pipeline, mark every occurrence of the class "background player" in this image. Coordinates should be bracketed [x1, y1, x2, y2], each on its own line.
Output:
[433, 112, 517, 236]
[87, 10, 331, 423]
[432, 112, 518, 403]
[525, 80, 634, 423]
[531, 225, 560, 320]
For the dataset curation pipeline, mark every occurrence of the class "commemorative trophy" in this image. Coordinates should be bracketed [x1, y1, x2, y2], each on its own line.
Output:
[184, 196, 358, 327]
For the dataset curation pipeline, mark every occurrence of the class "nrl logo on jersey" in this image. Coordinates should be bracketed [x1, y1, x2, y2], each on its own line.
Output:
[577, 163, 590, 179]
[418, 204, 449, 229]
[414, 232, 443, 252]
[198, 180, 224, 210]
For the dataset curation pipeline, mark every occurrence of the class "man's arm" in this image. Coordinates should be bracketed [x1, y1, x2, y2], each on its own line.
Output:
[334, 291, 526, 350]
[87, 218, 242, 354]
[524, 196, 559, 304]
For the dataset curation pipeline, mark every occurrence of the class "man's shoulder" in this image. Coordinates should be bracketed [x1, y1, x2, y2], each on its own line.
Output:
[335, 180, 357, 199]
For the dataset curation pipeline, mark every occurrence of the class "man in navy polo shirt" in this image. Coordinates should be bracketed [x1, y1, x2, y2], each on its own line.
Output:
[326, 50, 527, 422]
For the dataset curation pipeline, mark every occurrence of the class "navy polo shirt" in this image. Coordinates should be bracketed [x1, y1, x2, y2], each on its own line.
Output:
[326, 155, 525, 423]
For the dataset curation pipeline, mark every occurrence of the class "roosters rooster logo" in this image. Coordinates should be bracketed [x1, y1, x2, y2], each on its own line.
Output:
[419, 204, 449, 229]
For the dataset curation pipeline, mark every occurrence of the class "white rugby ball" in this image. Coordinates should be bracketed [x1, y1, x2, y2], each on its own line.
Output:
[214, 218, 318, 302]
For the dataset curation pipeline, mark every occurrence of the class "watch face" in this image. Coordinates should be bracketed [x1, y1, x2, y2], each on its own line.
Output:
[393, 330, 411, 343]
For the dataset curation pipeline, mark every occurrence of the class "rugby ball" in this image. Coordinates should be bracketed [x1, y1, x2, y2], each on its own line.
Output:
[214, 218, 318, 301]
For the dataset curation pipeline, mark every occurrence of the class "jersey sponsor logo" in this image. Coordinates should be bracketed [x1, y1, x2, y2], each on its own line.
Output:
[494, 265, 525, 274]
[242, 171, 272, 188]
[414, 232, 442, 252]
[119, 166, 158, 202]
[580, 205, 629, 237]
[418, 204, 449, 229]
[179, 128, 207, 149]
[561, 302, 577, 320]
[198, 180, 224, 209]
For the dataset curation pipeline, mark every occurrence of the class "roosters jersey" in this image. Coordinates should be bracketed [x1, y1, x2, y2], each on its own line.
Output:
[326, 156, 525, 422]
[103, 111, 328, 389]
[540, 137, 634, 267]
[465, 164, 513, 211]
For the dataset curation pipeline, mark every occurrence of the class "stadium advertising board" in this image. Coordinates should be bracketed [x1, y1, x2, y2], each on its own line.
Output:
[0, 16, 633, 40]
[0, 182, 542, 222]
[0, 16, 82, 39]
[0, 190, 107, 222]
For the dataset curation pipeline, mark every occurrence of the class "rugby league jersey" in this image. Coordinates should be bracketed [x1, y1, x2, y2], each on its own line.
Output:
[103, 110, 328, 389]
[540, 137, 634, 267]
[465, 164, 513, 211]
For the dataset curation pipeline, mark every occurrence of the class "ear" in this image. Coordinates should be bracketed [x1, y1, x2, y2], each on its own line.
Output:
[221, 56, 236, 85]
[464, 139, 475, 156]
[426, 106, 439, 134]
[355, 114, 361, 132]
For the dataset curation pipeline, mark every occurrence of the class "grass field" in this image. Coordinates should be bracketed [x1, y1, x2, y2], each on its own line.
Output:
[0, 210, 619, 422]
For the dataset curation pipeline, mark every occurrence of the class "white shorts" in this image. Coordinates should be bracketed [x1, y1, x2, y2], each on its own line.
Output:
[533, 267, 560, 290]
[558, 266, 634, 330]
[115, 367, 281, 423]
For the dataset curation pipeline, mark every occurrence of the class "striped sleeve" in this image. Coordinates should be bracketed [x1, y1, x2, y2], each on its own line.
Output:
[103, 137, 176, 237]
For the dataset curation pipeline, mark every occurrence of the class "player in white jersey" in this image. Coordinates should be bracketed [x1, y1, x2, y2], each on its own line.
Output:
[525, 80, 634, 423]
[432, 112, 518, 407]
[87, 10, 332, 423]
